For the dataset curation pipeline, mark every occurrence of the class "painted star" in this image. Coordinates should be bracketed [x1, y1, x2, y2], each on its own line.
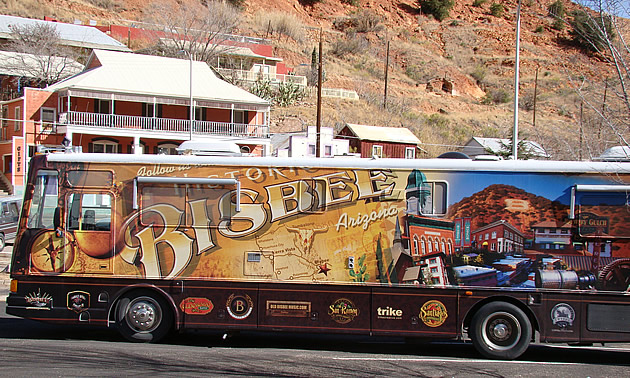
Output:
[318, 263, 331, 275]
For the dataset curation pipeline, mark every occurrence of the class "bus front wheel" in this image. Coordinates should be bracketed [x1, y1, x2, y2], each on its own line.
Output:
[470, 302, 531, 360]
[116, 290, 172, 343]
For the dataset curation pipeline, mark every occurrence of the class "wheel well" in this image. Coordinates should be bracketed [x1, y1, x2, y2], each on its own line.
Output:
[462, 296, 539, 336]
[107, 286, 180, 330]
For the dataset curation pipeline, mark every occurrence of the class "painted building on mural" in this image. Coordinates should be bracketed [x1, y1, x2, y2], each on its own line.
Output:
[471, 220, 525, 254]
[0, 49, 271, 195]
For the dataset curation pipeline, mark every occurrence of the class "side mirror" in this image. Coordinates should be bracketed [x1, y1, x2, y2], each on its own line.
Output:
[53, 206, 62, 230]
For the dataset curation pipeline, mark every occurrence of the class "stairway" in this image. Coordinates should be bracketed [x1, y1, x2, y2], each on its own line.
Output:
[0, 174, 13, 195]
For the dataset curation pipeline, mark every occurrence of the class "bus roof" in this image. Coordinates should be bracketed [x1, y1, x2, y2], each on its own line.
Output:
[43, 152, 630, 174]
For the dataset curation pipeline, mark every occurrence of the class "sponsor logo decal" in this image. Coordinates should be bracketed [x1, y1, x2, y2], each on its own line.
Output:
[180, 297, 214, 315]
[377, 306, 403, 320]
[226, 294, 253, 320]
[551, 303, 575, 328]
[328, 298, 359, 324]
[25, 289, 53, 310]
[67, 291, 90, 313]
[419, 300, 448, 327]
[266, 300, 311, 317]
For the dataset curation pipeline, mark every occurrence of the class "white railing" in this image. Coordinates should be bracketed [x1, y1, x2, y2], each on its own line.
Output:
[216, 68, 307, 87]
[59, 111, 269, 138]
[321, 88, 359, 100]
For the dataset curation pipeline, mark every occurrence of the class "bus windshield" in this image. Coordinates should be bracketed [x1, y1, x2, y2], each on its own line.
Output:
[27, 170, 58, 229]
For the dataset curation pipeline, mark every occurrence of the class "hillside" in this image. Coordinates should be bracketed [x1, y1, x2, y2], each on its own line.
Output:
[1, 0, 624, 158]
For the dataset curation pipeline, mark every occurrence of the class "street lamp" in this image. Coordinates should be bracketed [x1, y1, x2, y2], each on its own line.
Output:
[180, 50, 194, 141]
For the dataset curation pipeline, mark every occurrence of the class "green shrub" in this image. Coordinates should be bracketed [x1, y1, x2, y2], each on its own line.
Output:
[250, 79, 304, 107]
[490, 3, 504, 17]
[341, 0, 361, 5]
[569, 10, 615, 52]
[226, 0, 246, 9]
[534, 25, 544, 33]
[276, 81, 305, 107]
[472, 0, 487, 7]
[419, 0, 454, 22]
[470, 64, 487, 84]
[547, 0, 565, 19]
[552, 18, 565, 30]
[481, 88, 511, 104]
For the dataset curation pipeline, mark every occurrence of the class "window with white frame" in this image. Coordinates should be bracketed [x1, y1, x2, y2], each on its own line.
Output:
[372, 145, 383, 158]
[157, 143, 179, 155]
[92, 140, 118, 153]
[40, 108, 56, 133]
[308, 144, 316, 156]
[413, 236, 419, 256]
[14, 106, 21, 131]
[405, 147, 415, 159]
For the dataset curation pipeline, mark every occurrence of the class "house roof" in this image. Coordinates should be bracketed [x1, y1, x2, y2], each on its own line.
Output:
[343, 123, 421, 145]
[0, 50, 83, 78]
[463, 137, 549, 158]
[159, 39, 282, 62]
[0, 15, 131, 52]
[46, 50, 269, 107]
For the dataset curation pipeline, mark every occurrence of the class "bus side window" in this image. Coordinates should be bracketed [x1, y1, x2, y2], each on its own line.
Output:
[67, 193, 112, 232]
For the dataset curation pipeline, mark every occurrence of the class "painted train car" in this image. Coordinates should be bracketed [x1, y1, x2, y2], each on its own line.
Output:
[7, 152, 630, 359]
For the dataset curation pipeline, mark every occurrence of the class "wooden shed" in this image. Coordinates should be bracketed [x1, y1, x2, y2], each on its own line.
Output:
[336, 123, 421, 159]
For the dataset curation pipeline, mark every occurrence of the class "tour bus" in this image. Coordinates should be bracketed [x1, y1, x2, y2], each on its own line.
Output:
[6, 150, 630, 359]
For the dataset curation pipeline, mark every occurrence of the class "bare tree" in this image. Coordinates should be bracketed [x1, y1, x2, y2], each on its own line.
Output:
[2, 23, 82, 87]
[560, 0, 630, 159]
[143, 0, 241, 66]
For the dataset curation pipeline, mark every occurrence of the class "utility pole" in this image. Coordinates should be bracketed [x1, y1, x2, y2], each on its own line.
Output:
[316, 28, 323, 157]
[384, 40, 390, 109]
[512, 0, 522, 160]
[533, 66, 538, 130]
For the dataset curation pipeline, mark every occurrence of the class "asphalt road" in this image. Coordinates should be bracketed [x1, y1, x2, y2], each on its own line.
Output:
[2, 246, 630, 376]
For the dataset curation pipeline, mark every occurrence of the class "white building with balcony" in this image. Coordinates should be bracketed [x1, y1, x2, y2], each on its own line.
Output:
[1, 49, 271, 194]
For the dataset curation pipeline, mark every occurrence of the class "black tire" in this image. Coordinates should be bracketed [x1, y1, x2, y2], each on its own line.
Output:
[0, 233, 5, 252]
[470, 302, 532, 360]
[116, 290, 173, 343]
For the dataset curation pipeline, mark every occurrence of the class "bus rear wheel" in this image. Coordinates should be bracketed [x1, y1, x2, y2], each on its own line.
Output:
[116, 290, 172, 343]
[470, 302, 531, 360]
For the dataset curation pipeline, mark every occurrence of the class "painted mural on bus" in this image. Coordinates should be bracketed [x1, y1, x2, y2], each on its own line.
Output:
[18, 159, 630, 293]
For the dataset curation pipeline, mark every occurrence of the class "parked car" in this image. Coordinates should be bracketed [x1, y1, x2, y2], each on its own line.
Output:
[0, 196, 21, 251]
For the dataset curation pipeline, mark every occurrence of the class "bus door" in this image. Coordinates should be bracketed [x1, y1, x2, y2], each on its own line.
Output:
[66, 191, 114, 274]
[568, 184, 630, 341]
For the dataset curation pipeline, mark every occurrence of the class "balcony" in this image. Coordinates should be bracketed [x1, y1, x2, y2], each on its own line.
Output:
[216, 68, 307, 87]
[58, 111, 269, 139]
